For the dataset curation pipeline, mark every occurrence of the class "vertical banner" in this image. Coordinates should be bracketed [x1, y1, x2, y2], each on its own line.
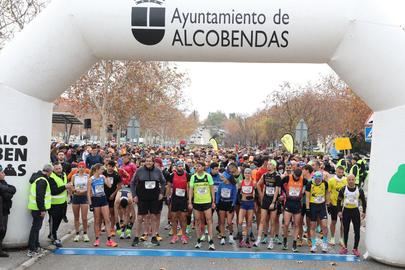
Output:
[209, 137, 219, 152]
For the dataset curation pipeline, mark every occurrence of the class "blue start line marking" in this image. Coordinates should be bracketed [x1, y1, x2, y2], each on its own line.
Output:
[54, 248, 361, 262]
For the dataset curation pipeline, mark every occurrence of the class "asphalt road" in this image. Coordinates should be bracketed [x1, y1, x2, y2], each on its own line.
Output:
[23, 205, 400, 270]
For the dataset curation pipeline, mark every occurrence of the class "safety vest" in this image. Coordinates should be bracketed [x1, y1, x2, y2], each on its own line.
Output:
[349, 164, 360, 185]
[50, 172, 68, 205]
[309, 181, 327, 204]
[343, 186, 360, 209]
[357, 159, 367, 177]
[336, 159, 348, 173]
[28, 177, 51, 210]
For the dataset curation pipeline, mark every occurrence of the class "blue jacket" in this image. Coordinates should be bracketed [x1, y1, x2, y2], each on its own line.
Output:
[216, 182, 237, 206]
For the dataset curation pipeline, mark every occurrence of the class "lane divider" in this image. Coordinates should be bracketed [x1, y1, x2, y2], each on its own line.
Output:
[54, 248, 361, 262]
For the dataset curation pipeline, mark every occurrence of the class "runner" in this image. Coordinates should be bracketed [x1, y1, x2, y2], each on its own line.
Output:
[216, 171, 237, 245]
[305, 171, 330, 253]
[281, 168, 307, 252]
[188, 161, 216, 250]
[237, 168, 255, 248]
[103, 160, 122, 237]
[130, 156, 166, 247]
[114, 187, 134, 239]
[254, 160, 281, 249]
[87, 163, 117, 247]
[338, 174, 367, 257]
[71, 162, 90, 242]
[167, 161, 190, 244]
[327, 166, 347, 246]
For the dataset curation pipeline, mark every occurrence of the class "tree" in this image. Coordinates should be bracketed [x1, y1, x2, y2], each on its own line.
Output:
[0, 0, 48, 49]
[204, 111, 228, 128]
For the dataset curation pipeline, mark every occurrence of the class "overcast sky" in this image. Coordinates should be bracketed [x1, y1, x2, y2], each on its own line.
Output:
[176, 62, 335, 120]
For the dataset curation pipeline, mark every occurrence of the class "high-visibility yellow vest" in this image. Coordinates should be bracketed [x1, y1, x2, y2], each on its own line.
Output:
[50, 172, 68, 205]
[28, 177, 51, 210]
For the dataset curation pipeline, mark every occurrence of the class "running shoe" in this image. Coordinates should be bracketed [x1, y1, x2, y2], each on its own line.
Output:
[275, 236, 283, 245]
[170, 235, 179, 244]
[73, 235, 80, 242]
[156, 234, 163, 242]
[93, 239, 100, 247]
[83, 234, 90, 242]
[220, 238, 226, 245]
[116, 229, 122, 236]
[195, 241, 202, 249]
[253, 240, 260, 247]
[200, 234, 206, 242]
[106, 239, 118, 247]
[228, 235, 235, 245]
[53, 239, 63, 248]
[292, 242, 298, 253]
[352, 249, 361, 257]
[208, 242, 216, 251]
[310, 245, 317, 253]
[329, 237, 335, 246]
[140, 234, 148, 241]
[186, 225, 191, 235]
[339, 247, 348, 255]
[261, 236, 268, 244]
[27, 250, 39, 257]
[239, 240, 246, 248]
[125, 229, 131, 239]
[181, 235, 189, 244]
[164, 223, 172, 230]
[282, 239, 288, 250]
[36, 247, 46, 254]
[267, 239, 274, 250]
[321, 242, 328, 253]
[151, 236, 160, 246]
[245, 241, 252, 248]
[131, 237, 139, 247]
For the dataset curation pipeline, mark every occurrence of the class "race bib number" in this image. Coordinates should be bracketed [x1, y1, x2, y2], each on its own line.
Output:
[265, 186, 275, 196]
[221, 188, 231, 198]
[242, 186, 253, 194]
[175, 188, 186, 197]
[197, 186, 208, 195]
[289, 187, 301, 197]
[345, 195, 358, 206]
[94, 185, 104, 195]
[315, 195, 325, 203]
[108, 177, 114, 186]
[145, 181, 156, 189]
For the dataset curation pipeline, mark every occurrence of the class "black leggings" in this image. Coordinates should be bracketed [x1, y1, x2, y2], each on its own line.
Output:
[342, 208, 361, 249]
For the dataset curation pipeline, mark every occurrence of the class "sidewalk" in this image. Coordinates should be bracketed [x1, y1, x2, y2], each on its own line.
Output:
[0, 205, 92, 270]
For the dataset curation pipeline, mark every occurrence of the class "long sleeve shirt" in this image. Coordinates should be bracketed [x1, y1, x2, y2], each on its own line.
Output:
[216, 182, 238, 206]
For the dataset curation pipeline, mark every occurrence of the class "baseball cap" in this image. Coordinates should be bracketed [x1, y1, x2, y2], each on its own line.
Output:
[313, 171, 323, 180]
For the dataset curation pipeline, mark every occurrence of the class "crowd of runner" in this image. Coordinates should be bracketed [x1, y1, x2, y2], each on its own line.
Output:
[26, 142, 368, 257]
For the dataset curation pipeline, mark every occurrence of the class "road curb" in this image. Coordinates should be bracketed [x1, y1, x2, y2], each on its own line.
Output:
[13, 217, 94, 270]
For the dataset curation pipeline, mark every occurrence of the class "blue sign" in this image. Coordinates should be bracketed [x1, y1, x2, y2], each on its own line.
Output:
[365, 126, 372, 143]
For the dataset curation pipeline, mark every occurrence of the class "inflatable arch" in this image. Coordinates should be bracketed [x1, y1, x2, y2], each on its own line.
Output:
[0, 0, 405, 266]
